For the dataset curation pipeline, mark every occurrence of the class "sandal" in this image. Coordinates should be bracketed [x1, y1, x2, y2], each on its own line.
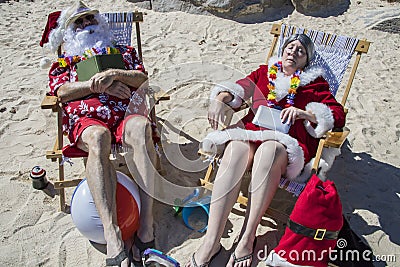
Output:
[231, 238, 257, 266]
[131, 234, 156, 266]
[106, 250, 128, 266]
[134, 233, 156, 254]
[191, 245, 222, 267]
[232, 252, 252, 265]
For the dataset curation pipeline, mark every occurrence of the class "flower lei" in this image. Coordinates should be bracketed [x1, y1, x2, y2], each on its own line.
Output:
[267, 61, 301, 108]
[57, 55, 81, 68]
[58, 46, 121, 67]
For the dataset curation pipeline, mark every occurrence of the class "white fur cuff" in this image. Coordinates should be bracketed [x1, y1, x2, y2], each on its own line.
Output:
[209, 81, 244, 109]
[303, 102, 334, 138]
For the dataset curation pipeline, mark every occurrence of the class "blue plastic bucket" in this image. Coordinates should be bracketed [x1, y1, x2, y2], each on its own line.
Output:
[182, 195, 211, 233]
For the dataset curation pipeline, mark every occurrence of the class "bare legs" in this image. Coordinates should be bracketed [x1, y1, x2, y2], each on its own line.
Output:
[78, 125, 128, 266]
[226, 141, 288, 267]
[186, 140, 288, 267]
[123, 116, 157, 260]
[187, 141, 253, 267]
[77, 116, 156, 266]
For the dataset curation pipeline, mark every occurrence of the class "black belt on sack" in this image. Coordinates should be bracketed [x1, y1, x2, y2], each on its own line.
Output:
[287, 219, 340, 241]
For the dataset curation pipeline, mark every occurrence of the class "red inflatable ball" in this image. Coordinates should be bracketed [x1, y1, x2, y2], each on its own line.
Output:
[71, 171, 141, 244]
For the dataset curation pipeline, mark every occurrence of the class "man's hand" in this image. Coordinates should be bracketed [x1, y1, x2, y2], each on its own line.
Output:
[90, 70, 115, 94]
[105, 81, 132, 99]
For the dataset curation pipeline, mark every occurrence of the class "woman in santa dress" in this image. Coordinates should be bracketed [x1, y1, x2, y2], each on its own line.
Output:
[187, 34, 345, 267]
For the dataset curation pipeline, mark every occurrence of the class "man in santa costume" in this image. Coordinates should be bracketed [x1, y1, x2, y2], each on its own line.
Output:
[43, 1, 157, 266]
[186, 33, 346, 267]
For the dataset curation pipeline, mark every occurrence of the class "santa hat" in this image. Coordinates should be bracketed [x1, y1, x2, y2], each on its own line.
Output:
[39, 11, 62, 48]
[39, 1, 99, 68]
[265, 174, 343, 267]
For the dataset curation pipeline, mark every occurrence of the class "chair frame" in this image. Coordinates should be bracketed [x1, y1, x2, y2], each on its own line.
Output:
[41, 11, 169, 213]
[199, 23, 370, 224]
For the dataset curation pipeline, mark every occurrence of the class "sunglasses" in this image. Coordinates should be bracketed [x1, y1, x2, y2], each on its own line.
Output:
[74, 14, 95, 25]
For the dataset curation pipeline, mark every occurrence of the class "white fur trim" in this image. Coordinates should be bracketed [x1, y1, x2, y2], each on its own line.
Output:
[265, 250, 313, 267]
[274, 72, 291, 102]
[268, 56, 326, 88]
[209, 81, 244, 109]
[201, 128, 305, 181]
[268, 56, 291, 101]
[304, 102, 334, 138]
[296, 147, 341, 182]
[268, 56, 292, 101]
[45, 8, 70, 54]
[45, 1, 91, 54]
[40, 57, 52, 69]
[268, 56, 280, 69]
[318, 147, 341, 180]
[299, 65, 325, 86]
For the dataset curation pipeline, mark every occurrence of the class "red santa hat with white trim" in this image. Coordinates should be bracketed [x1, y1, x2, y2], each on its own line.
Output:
[39, 1, 99, 68]
[265, 174, 343, 267]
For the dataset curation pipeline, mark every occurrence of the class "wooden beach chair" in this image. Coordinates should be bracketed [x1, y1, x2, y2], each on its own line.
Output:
[199, 23, 370, 225]
[40, 11, 169, 213]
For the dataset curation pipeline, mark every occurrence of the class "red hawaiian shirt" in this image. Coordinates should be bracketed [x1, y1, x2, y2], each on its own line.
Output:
[48, 45, 148, 145]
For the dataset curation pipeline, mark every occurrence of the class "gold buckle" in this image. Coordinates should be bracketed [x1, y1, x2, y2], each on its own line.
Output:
[314, 229, 326, 240]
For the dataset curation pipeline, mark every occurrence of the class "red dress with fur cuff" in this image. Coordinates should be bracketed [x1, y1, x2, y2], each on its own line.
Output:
[236, 64, 345, 164]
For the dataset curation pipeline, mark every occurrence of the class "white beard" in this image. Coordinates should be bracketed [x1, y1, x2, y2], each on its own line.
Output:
[63, 20, 114, 57]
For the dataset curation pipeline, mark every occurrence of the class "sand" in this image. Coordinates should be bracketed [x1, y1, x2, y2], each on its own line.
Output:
[0, 0, 399, 266]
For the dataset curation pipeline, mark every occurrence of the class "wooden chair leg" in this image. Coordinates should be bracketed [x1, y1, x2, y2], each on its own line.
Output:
[58, 158, 67, 213]
[203, 163, 214, 183]
[199, 162, 215, 189]
[312, 138, 326, 173]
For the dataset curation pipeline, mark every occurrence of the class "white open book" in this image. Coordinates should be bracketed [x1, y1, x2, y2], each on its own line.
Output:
[252, 105, 291, 134]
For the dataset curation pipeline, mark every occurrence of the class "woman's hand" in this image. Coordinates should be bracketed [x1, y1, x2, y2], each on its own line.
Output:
[208, 92, 233, 130]
[105, 81, 132, 99]
[90, 70, 116, 94]
[280, 106, 317, 125]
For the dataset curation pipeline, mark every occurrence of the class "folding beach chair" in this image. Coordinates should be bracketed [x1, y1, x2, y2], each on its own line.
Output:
[199, 23, 370, 224]
[40, 11, 169, 213]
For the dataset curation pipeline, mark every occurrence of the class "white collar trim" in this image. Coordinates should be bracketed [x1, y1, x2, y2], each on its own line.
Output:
[267, 56, 326, 101]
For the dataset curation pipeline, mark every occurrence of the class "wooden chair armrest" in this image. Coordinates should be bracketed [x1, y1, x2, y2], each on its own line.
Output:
[198, 148, 219, 161]
[153, 89, 170, 103]
[54, 179, 83, 189]
[222, 101, 250, 128]
[323, 127, 350, 148]
[41, 95, 59, 110]
[46, 149, 63, 160]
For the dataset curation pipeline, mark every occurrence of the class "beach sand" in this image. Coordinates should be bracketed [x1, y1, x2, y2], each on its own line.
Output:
[0, 0, 399, 266]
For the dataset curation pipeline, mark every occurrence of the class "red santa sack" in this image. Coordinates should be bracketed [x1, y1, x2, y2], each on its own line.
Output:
[265, 174, 343, 267]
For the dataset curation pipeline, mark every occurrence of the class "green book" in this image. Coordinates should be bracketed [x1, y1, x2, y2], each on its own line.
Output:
[76, 54, 125, 81]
